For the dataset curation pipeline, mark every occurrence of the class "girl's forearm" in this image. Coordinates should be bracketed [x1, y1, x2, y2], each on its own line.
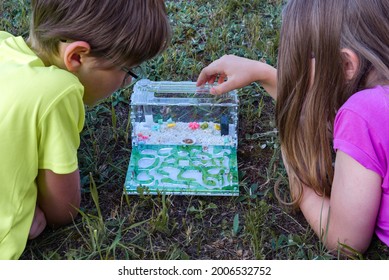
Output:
[298, 185, 332, 245]
[249, 61, 277, 100]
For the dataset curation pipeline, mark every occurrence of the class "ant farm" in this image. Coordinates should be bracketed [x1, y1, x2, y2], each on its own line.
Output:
[125, 79, 239, 196]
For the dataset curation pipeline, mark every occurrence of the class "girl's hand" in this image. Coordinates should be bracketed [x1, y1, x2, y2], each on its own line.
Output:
[196, 55, 277, 99]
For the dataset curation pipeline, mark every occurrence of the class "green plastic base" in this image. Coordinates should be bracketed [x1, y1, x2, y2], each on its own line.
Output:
[125, 144, 239, 196]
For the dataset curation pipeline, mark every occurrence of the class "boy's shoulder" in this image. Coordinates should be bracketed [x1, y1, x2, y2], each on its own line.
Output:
[0, 31, 82, 91]
[0, 31, 42, 65]
[0, 32, 84, 107]
[0, 31, 30, 53]
[0, 31, 13, 41]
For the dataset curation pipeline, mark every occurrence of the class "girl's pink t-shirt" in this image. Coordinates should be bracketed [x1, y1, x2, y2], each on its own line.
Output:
[333, 85, 389, 246]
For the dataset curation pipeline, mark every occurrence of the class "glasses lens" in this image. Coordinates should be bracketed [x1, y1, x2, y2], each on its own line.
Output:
[120, 65, 146, 91]
[131, 66, 145, 79]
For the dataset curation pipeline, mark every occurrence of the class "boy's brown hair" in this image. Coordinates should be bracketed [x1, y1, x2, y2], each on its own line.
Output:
[29, 0, 171, 68]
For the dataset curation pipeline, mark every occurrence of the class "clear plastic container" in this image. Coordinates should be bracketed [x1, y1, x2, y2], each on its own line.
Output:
[130, 79, 238, 147]
[125, 79, 239, 196]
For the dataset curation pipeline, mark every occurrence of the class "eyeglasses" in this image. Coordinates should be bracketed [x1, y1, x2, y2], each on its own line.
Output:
[120, 65, 143, 89]
[122, 66, 139, 80]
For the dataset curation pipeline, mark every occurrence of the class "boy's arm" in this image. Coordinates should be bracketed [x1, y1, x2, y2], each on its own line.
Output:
[36, 169, 81, 226]
[196, 55, 277, 99]
[28, 204, 47, 239]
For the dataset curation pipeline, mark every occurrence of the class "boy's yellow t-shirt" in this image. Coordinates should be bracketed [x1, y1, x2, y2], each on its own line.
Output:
[0, 32, 85, 259]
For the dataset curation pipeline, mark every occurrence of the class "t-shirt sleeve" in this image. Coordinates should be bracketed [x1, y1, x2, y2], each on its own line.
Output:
[37, 87, 85, 174]
[333, 109, 384, 177]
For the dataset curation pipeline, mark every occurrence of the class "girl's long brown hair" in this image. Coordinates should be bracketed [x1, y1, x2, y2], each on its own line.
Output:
[276, 0, 389, 206]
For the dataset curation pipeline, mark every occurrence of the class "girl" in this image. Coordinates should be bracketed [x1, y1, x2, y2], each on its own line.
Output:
[196, 0, 389, 254]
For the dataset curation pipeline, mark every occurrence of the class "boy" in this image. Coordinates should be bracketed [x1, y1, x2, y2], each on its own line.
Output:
[0, 0, 171, 259]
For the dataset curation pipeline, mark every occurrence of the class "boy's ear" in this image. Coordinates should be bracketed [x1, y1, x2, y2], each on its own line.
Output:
[341, 48, 359, 80]
[63, 41, 91, 72]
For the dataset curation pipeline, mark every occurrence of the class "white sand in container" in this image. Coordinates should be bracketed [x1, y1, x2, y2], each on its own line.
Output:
[134, 121, 232, 146]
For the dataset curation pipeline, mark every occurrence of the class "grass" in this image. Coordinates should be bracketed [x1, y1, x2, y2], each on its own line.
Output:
[2, 0, 388, 260]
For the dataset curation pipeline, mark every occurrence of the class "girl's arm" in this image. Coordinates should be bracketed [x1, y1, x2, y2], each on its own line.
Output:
[36, 169, 81, 227]
[196, 55, 277, 99]
[294, 151, 382, 254]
